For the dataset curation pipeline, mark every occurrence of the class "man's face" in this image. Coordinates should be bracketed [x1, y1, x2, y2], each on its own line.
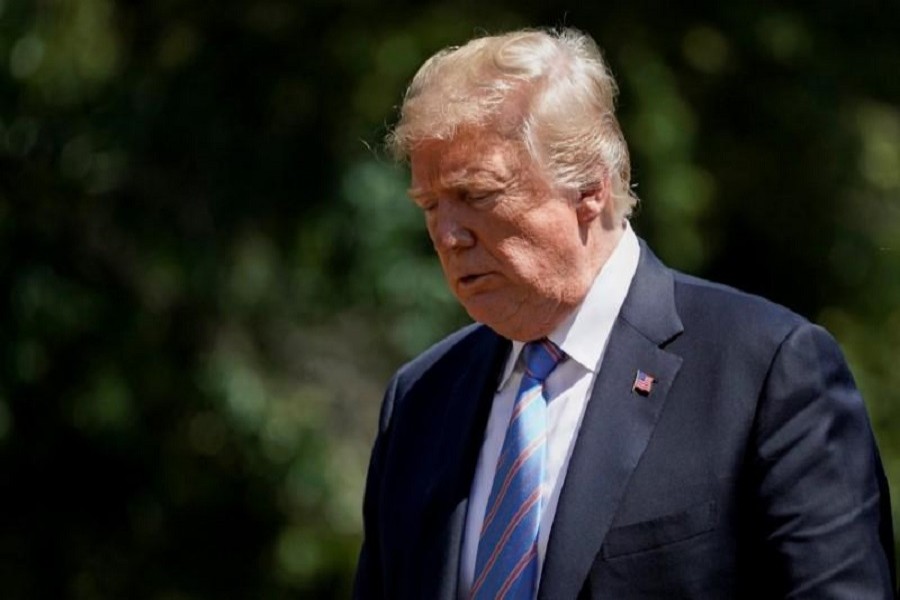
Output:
[408, 127, 601, 341]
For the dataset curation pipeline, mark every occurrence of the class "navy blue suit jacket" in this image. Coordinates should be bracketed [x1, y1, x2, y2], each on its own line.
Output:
[354, 243, 896, 599]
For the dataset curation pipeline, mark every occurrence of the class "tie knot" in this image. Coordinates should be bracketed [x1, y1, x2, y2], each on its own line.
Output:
[522, 338, 565, 383]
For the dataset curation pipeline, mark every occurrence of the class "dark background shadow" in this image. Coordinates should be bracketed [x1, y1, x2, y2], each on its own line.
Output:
[1, 1, 898, 597]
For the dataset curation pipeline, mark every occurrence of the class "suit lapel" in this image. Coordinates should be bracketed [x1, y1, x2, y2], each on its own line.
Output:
[417, 328, 511, 600]
[538, 243, 684, 600]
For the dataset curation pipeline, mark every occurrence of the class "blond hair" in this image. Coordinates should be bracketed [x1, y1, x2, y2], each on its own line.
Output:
[387, 28, 637, 219]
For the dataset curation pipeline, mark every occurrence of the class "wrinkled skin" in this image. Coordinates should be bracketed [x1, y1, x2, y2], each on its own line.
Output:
[408, 127, 623, 341]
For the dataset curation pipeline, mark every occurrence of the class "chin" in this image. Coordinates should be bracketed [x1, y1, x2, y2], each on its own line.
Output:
[462, 301, 506, 332]
[464, 305, 549, 342]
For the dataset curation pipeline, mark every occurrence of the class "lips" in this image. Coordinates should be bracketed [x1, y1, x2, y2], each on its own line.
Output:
[456, 272, 494, 290]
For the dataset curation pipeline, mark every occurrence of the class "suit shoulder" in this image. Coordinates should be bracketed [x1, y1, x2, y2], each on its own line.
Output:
[377, 323, 503, 426]
[395, 322, 493, 381]
[671, 271, 808, 345]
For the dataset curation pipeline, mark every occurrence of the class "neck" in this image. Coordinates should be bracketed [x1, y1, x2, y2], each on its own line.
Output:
[584, 218, 626, 284]
[506, 220, 628, 342]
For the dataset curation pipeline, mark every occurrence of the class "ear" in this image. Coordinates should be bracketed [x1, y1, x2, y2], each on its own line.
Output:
[575, 184, 609, 224]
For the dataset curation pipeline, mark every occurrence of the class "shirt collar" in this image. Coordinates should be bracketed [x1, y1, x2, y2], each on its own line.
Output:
[496, 221, 641, 390]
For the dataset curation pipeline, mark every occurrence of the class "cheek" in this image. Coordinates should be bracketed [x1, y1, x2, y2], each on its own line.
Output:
[494, 238, 548, 278]
[424, 217, 449, 257]
[425, 222, 438, 249]
[423, 211, 436, 237]
[496, 226, 579, 282]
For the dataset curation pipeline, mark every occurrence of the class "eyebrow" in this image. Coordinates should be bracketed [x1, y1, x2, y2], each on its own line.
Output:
[406, 187, 431, 204]
[407, 169, 510, 201]
[449, 170, 508, 187]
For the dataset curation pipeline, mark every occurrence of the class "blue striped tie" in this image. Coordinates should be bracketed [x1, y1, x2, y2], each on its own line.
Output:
[470, 339, 565, 600]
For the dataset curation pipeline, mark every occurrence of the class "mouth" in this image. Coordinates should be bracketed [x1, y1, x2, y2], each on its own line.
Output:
[457, 272, 492, 289]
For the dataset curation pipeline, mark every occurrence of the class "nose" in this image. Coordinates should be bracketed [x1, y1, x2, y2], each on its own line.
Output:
[429, 202, 475, 252]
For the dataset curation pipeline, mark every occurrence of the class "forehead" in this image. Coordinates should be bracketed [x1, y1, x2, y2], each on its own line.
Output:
[409, 129, 528, 192]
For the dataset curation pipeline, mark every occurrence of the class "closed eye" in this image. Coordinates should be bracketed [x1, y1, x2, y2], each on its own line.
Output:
[408, 191, 437, 212]
[463, 190, 500, 206]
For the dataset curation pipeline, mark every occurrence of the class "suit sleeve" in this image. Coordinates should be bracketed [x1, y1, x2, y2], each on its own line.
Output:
[352, 373, 400, 600]
[750, 322, 895, 598]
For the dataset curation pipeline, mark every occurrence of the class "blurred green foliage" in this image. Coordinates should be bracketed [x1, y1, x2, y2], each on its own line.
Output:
[1, 0, 898, 597]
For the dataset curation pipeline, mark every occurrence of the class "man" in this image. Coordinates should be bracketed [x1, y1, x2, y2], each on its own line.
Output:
[354, 28, 896, 599]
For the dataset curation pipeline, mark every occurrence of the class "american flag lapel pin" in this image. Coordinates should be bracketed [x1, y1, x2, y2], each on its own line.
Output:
[632, 370, 655, 396]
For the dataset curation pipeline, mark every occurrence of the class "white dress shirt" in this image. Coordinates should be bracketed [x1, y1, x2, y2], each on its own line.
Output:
[458, 222, 641, 598]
